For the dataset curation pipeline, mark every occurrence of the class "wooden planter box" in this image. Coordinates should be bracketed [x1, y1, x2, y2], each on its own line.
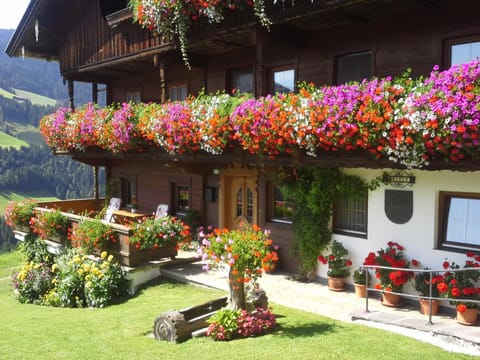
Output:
[107, 232, 178, 267]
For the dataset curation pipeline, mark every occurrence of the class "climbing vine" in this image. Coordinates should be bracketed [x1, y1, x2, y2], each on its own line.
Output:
[273, 167, 377, 280]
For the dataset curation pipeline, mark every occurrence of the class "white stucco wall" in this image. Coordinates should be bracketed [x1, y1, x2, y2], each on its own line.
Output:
[317, 168, 480, 294]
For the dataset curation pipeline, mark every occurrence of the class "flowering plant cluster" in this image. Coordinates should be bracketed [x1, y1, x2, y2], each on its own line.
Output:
[69, 218, 118, 253]
[317, 240, 352, 278]
[128, 0, 270, 67]
[363, 241, 419, 293]
[129, 216, 191, 250]
[30, 209, 70, 241]
[39, 60, 480, 169]
[436, 252, 480, 313]
[206, 306, 276, 341]
[13, 246, 128, 308]
[4, 200, 37, 228]
[198, 224, 279, 283]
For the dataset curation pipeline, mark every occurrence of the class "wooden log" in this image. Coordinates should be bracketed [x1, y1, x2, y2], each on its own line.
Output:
[153, 296, 228, 343]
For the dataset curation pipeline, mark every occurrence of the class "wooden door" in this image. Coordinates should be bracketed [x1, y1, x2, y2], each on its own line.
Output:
[219, 169, 258, 229]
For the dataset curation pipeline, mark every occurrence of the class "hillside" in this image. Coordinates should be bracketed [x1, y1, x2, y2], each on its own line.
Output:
[0, 29, 105, 251]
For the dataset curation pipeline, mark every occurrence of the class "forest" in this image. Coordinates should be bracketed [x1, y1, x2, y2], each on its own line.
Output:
[0, 29, 101, 251]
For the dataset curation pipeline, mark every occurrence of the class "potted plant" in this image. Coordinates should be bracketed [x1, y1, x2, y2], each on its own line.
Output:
[414, 269, 441, 315]
[436, 252, 480, 325]
[69, 218, 118, 253]
[129, 216, 191, 250]
[318, 240, 352, 291]
[363, 241, 419, 306]
[353, 267, 371, 298]
[4, 200, 38, 232]
[31, 209, 70, 243]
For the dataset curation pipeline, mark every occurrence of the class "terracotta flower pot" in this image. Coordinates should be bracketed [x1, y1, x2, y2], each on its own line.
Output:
[354, 283, 367, 298]
[456, 307, 478, 326]
[419, 298, 439, 316]
[327, 277, 345, 291]
[381, 292, 402, 307]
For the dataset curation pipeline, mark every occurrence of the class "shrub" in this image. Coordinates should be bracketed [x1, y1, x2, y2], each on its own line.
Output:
[129, 216, 191, 250]
[31, 209, 70, 240]
[47, 249, 129, 308]
[4, 200, 37, 228]
[206, 308, 240, 341]
[318, 240, 352, 278]
[69, 218, 118, 253]
[12, 261, 54, 304]
[18, 233, 54, 265]
[12, 248, 129, 308]
[353, 267, 371, 285]
[206, 306, 276, 341]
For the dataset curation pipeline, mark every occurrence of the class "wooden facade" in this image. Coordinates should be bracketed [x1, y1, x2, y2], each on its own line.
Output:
[7, 0, 480, 272]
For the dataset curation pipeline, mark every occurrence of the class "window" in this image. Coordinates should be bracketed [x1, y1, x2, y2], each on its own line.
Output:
[449, 39, 480, 67]
[126, 91, 141, 103]
[229, 68, 254, 94]
[272, 186, 293, 223]
[169, 85, 188, 102]
[271, 68, 295, 94]
[172, 184, 190, 215]
[335, 51, 372, 84]
[333, 190, 368, 238]
[439, 192, 480, 251]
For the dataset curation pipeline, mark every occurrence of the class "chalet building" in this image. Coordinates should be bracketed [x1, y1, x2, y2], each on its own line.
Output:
[6, 0, 480, 285]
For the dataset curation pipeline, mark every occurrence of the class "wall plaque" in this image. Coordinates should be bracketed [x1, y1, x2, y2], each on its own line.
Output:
[384, 189, 413, 224]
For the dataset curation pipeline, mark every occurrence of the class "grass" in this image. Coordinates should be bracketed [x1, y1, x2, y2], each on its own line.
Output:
[13, 88, 57, 107]
[0, 250, 25, 278]
[0, 131, 28, 149]
[0, 87, 15, 99]
[0, 252, 476, 360]
[4, 120, 44, 146]
[0, 191, 58, 213]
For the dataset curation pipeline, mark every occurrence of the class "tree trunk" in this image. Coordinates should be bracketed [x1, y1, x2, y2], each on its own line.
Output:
[228, 268, 246, 310]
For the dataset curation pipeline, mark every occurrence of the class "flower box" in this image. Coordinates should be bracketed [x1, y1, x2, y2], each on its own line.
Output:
[106, 232, 177, 267]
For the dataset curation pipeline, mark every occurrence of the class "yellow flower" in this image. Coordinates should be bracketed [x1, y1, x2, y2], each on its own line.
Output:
[107, 255, 114, 262]
[85, 281, 93, 288]
[77, 269, 84, 275]
[51, 264, 58, 272]
[101, 251, 108, 259]
[83, 264, 91, 272]
[73, 255, 81, 263]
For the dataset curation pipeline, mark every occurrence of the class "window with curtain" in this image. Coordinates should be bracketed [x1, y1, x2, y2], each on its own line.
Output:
[439, 192, 480, 250]
[333, 189, 368, 238]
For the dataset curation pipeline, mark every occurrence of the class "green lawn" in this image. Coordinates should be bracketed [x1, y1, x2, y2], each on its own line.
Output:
[0, 131, 28, 149]
[0, 191, 58, 213]
[0, 252, 475, 360]
[13, 88, 57, 107]
[0, 87, 15, 99]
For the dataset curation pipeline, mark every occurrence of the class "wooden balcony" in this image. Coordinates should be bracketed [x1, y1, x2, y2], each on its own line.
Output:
[12, 198, 177, 268]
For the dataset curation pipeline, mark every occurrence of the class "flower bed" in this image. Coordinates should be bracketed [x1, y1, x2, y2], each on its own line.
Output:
[40, 60, 480, 168]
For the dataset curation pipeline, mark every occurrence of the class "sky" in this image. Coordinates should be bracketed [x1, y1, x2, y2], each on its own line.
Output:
[0, 0, 30, 30]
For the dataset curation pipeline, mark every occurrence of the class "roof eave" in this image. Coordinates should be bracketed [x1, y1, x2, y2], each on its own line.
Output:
[5, 0, 56, 59]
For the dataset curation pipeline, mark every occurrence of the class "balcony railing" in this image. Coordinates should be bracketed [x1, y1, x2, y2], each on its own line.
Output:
[13, 199, 177, 267]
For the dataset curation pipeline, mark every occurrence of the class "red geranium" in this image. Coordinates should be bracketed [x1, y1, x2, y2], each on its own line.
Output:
[436, 253, 480, 312]
[363, 241, 419, 293]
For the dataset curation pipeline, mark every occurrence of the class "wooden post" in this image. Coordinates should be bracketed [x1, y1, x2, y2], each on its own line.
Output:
[159, 61, 166, 103]
[93, 165, 99, 200]
[255, 28, 266, 97]
[92, 82, 98, 104]
[68, 79, 74, 110]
